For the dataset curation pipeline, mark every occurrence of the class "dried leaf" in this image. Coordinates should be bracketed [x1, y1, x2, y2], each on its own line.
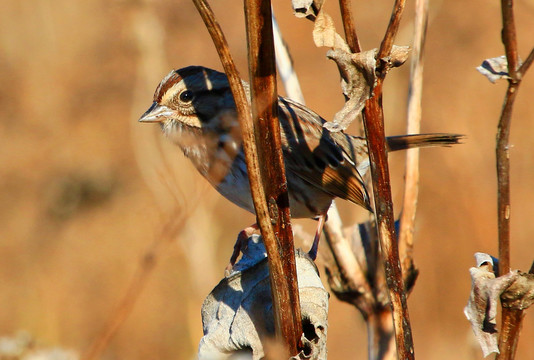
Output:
[312, 12, 350, 53]
[501, 272, 534, 310]
[322, 49, 374, 132]
[199, 235, 328, 360]
[323, 46, 410, 132]
[292, 0, 324, 20]
[464, 253, 515, 357]
[387, 45, 411, 68]
[477, 56, 510, 83]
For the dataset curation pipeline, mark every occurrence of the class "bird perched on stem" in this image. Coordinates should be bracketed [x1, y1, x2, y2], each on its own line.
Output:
[139, 66, 461, 266]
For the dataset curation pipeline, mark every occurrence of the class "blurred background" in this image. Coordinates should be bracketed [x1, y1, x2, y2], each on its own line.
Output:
[1, 0, 533, 359]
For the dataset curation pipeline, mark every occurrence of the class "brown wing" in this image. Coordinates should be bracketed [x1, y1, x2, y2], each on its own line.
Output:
[277, 97, 372, 211]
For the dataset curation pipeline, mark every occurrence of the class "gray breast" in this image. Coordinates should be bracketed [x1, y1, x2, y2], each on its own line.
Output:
[215, 152, 255, 214]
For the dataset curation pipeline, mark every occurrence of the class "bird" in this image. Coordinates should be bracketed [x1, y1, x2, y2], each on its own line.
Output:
[139, 65, 461, 266]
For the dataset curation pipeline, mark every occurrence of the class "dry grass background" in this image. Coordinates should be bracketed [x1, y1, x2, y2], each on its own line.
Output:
[1, 0, 533, 359]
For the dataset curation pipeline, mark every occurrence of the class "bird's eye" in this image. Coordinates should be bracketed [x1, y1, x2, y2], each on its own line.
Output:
[179, 90, 194, 103]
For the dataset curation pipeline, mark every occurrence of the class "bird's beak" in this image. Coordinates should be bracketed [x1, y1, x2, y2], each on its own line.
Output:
[138, 102, 174, 123]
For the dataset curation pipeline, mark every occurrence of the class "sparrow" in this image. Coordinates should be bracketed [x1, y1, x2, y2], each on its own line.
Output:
[139, 66, 461, 265]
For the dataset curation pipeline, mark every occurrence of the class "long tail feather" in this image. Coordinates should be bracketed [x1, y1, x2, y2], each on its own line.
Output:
[386, 133, 463, 152]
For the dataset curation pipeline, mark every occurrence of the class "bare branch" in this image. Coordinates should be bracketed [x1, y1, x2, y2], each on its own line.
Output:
[500, 0, 519, 80]
[361, 0, 414, 357]
[244, 0, 303, 354]
[192, 0, 303, 355]
[376, 0, 407, 69]
[363, 84, 415, 360]
[495, 1, 532, 358]
[338, 0, 361, 53]
[518, 46, 534, 76]
[399, 0, 428, 283]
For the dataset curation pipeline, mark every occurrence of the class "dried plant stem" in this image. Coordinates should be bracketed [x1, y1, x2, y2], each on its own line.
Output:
[496, 75, 521, 360]
[497, 0, 519, 277]
[496, 83, 517, 278]
[244, 0, 303, 354]
[338, 0, 361, 53]
[376, 0, 407, 64]
[498, 307, 527, 360]
[363, 83, 414, 360]
[399, 0, 428, 280]
[495, 1, 534, 359]
[322, 202, 374, 316]
[518, 47, 534, 75]
[500, 0, 519, 81]
[361, 0, 414, 357]
[193, 0, 302, 354]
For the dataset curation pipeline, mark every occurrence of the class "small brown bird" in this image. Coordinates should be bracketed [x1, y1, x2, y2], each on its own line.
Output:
[139, 66, 460, 265]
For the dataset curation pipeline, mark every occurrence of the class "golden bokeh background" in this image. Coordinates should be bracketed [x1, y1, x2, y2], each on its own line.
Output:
[1, 0, 533, 359]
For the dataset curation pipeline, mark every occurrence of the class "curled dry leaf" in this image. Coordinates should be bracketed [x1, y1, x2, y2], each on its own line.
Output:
[324, 46, 410, 132]
[292, 0, 324, 20]
[500, 270, 534, 310]
[477, 56, 511, 83]
[464, 252, 534, 357]
[199, 235, 328, 360]
[311, 10, 410, 132]
[312, 12, 351, 53]
[464, 253, 514, 357]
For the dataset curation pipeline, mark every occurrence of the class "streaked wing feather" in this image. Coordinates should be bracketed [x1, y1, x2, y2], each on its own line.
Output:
[278, 97, 371, 210]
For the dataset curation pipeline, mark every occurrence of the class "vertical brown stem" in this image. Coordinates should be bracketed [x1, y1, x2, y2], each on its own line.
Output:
[362, 0, 414, 357]
[244, 0, 303, 354]
[496, 82, 520, 360]
[192, 0, 302, 354]
[496, 1, 524, 358]
[496, 83, 518, 277]
[363, 81, 415, 360]
[501, 0, 519, 81]
[497, 309, 527, 360]
[338, 0, 361, 53]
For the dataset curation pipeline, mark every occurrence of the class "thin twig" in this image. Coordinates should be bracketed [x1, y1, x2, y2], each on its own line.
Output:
[496, 83, 517, 278]
[322, 202, 374, 317]
[272, 14, 305, 104]
[244, 0, 303, 354]
[495, 80, 521, 360]
[338, 0, 361, 53]
[500, 0, 519, 81]
[376, 0, 407, 68]
[518, 46, 534, 76]
[398, 0, 428, 284]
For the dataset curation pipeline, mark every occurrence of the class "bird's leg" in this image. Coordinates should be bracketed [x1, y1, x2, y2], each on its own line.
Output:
[308, 211, 328, 260]
[226, 223, 260, 272]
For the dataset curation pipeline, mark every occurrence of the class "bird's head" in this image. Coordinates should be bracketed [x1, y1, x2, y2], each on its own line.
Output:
[139, 66, 240, 141]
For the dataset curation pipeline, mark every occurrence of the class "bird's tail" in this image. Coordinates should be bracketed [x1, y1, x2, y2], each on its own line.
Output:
[386, 133, 463, 152]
